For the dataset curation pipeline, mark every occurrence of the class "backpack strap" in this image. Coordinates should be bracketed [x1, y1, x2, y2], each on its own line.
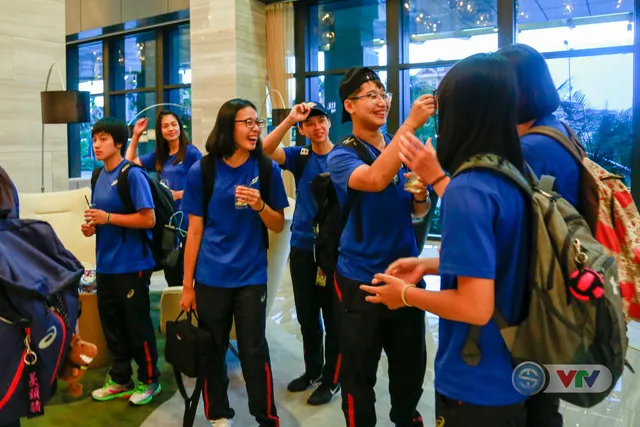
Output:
[525, 124, 587, 164]
[90, 167, 104, 203]
[257, 154, 273, 250]
[200, 154, 215, 224]
[115, 161, 151, 255]
[292, 144, 312, 184]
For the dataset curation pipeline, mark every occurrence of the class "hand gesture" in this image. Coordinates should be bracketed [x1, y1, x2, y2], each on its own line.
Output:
[404, 94, 436, 130]
[385, 257, 431, 285]
[132, 118, 149, 137]
[404, 172, 429, 201]
[399, 135, 445, 185]
[236, 186, 264, 211]
[288, 103, 313, 123]
[180, 286, 197, 312]
[360, 274, 410, 310]
[84, 209, 108, 225]
[81, 223, 96, 237]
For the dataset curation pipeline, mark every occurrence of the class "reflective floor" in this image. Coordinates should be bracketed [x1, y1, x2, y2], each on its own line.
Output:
[146, 245, 640, 427]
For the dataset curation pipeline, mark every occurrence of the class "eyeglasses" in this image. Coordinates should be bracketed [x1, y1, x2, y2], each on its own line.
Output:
[349, 91, 393, 104]
[235, 118, 266, 129]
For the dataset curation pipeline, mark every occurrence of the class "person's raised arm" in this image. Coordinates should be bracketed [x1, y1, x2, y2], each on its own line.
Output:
[262, 104, 312, 165]
[347, 94, 435, 192]
[125, 118, 149, 167]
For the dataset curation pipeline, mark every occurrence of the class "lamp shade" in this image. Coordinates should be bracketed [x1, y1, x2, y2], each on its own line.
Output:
[272, 108, 291, 127]
[41, 91, 91, 124]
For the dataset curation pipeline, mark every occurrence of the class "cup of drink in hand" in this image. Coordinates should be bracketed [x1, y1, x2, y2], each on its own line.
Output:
[404, 173, 423, 194]
[235, 185, 248, 209]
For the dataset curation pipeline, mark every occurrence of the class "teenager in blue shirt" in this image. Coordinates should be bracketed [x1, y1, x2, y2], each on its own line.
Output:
[180, 99, 289, 427]
[498, 43, 570, 427]
[362, 53, 531, 427]
[328, 67, 433, 427]
[126, 111, 202, 286]
[0, 166, 19, 218]
[81, 117, 161, 406]
[262, 102, 340, 405]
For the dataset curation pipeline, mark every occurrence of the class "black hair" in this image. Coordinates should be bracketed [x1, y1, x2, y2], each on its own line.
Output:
[154, 110, 191, 173]
[205, 98, 264, 159]
[436, 52, 524, 174]
[497, 43, 561, 124]
[91, 117, 129, 156]
[0, 166, 13, 209]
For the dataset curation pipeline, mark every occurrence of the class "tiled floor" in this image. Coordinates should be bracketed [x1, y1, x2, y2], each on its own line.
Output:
[146, 244, 640, 427]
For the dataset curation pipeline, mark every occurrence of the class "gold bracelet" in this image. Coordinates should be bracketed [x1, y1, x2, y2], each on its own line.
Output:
[106, 212, 110, 224]
[401, 284, 416, 307]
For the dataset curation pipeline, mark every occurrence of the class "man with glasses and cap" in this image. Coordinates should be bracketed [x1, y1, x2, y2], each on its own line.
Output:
[327, 67, 435, 426]
[262, 102, 340, 405]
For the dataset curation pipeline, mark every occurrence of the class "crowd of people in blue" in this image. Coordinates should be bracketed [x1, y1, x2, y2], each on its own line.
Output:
[0, 43, 600, 427]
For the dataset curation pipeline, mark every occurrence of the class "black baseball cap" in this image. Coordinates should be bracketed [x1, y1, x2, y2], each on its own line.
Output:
[339, 67, 382, 123]
[304, 102, 330, 120]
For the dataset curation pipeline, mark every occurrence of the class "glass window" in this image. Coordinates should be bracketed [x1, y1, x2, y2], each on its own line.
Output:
[547, 53, 634, 186]
[111, 92, 157, 156]
[402, 0, 498, 63]
[78, 41, 104, 94]
[165, 88, 192, 142]
[166, 25, 191, 85]
[516, 0, 634, 52]
[110, 31, 157, 91]
[79, 95, 105, 176]
[309, 1, 387, 72]
[308, 71, 388, 143]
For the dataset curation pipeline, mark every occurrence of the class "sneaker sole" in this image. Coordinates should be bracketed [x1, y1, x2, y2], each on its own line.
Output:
[92, 389, 135, 402]
[128, 384, 162, 406]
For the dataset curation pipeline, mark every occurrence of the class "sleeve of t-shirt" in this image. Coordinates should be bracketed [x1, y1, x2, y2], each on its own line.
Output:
[438, 178, 497, 280]
[139, 153, 155, 171]
[181, 161, 204, 217]
[282, 146, 303, 174]
[267, 160, 290, 211]
[327, 146, 364, 193]
[184, 145, 203, 171]
[128, 168, 155, 211]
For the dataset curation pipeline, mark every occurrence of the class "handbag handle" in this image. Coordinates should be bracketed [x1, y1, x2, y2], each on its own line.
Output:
[176, 310, 199, 323]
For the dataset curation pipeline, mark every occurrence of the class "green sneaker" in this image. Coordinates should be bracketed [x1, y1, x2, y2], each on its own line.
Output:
[128, 382, 162, 406]
[92, 378, 135, 401]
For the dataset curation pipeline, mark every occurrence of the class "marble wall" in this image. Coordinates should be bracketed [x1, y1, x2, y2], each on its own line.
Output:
[0, 0, 68, 193]
[66, 0, 190, 35]
[190, 0, 267, 150]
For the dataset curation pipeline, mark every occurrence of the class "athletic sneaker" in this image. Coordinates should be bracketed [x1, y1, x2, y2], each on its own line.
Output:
[91, 378, 135, 401]
[210, 419, 232, 427]
[287, 372, 322, 392]
[128, 382, 162, 406]
[308, 381, 341, 406]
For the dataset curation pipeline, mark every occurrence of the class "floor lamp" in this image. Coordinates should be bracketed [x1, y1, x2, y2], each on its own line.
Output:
[40, 63, 91, 192]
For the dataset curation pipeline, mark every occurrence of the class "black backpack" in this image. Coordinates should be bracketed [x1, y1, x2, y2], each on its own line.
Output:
[200, 153, 273, 250]
[309, 136, 375, 275]
[91, 161, 178, 271]
[291, 144, 313, 185]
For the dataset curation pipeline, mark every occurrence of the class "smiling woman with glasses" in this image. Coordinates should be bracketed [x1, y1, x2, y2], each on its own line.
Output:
[349, 90, 393, 104]
[179, 98, 289, 427]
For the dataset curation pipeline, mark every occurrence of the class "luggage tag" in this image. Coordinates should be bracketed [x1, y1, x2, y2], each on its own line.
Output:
[316, 268, 327, 287]
[23, 332, 44, 418]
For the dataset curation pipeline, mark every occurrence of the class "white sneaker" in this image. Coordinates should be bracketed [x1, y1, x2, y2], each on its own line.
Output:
[210, 419, 232, 427]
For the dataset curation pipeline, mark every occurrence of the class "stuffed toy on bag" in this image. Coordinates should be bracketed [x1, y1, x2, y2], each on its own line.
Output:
[58, 334, 98, 397]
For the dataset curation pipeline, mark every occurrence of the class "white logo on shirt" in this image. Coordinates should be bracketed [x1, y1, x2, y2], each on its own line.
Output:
[111, 180, 118, 187]
[301, 148, 310, 155]
[249, 176, 259, 186]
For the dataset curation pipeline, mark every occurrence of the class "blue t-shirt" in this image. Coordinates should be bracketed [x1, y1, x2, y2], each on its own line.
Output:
[181, 156, 289, 288]
[435, 170, 530, 406]
[282, 146, 330, 250]
[521, 114, 580, 207]
[91, 160, 156, 274]
[327, 136, 418, 283]
[140, 144, 202, 229]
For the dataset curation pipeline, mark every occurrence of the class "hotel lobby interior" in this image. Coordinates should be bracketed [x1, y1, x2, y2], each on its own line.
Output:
[2, 0, 640, 426]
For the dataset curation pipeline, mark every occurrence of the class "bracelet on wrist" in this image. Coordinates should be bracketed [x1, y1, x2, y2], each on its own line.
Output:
[429, 174, 448, 187]
[412, 195, 428, 203]
[401, 284, 416, 307]
[257, 201, 266, 213]
[106, 212, 111, 224]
